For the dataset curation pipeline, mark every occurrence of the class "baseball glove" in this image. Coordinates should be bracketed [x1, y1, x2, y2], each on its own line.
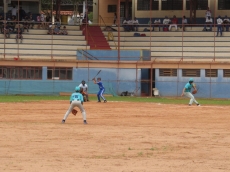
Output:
[192, 90, 197, 94]
[72, 109, 78, 116]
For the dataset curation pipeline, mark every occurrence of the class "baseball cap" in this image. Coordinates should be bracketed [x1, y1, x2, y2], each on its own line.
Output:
[189, 78, 194, 82]
[75, 86, 80, 91]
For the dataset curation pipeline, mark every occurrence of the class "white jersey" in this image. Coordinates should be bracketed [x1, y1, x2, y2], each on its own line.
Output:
[79, 83, 88, 92]
[217, 18, 223, 25]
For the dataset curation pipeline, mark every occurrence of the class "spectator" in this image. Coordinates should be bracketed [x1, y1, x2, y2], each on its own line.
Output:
[28, 14, 34, 29]
[47, 23, 53, 34]
[216, 16, 223, 37]
[113, 13, 117, 26]
[53, 25, 61, 34]
[169, 15, 178, 31]
[15, 26, 23, 43]
[37, 15, 41, 29]
[0, 15, 3, 33]
[133, 17, 139, 31]
[40, 14, 45, 29]
[162, 16, 170, 31]
[55, 19, 61, 29]
[223, 15, 230, 31]
[11, 6, 17, 17]
[123, 18, 129, 31]
[46, 13, 51, 29]
[181, 16, 188, 31]
[148, 19, 153, 31]
[203, 16, 213, 31]
[19, 7, 26, 21]
[127, 18, 134, 31]
[61, 26, 68, 35]
[4, 23, 10, 38]
[154, 18, 161, 31]
[9, 16, 16, 32]
[23, 16, 29, 32]
[205, 7, 212, 18]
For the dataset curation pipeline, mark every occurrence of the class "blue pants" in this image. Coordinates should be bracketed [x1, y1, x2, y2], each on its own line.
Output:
[97, 88, 106, 101]
[217, 25, 222, 36]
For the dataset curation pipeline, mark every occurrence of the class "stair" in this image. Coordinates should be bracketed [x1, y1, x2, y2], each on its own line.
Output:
[82, 25, 111, 50]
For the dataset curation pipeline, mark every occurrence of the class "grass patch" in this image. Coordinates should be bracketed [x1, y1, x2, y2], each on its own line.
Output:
[0, 95, 229, 105]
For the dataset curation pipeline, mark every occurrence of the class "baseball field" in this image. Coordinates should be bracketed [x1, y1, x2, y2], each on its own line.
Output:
[0, 96, 230, 172]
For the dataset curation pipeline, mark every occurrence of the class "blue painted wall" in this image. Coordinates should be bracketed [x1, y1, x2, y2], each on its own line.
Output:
[0, 67, 141, 96]
[155, 69, 230, 98]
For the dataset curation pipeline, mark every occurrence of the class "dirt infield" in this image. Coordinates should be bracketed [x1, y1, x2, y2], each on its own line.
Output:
[0, 101, 230, 172]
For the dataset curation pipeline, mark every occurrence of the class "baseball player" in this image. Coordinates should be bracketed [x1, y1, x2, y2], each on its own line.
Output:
[93, 77, 107, 103]
[79, 80, 89, 102]
[62, 86, 87, 124]
[181, 78, 200, 106]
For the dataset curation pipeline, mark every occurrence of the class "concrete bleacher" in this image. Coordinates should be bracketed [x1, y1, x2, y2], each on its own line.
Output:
[0, 25, 89, 60]
[102, 26, 230, 61]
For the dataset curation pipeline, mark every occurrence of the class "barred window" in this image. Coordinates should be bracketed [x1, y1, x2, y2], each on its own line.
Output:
[108, 5, 117, 13]
[205, 69, 218, 77]
[137, 0, 159, 11]
[162, 0, 183, 10]
[159, 69, 177, 76]
[0, 66, 42, 80]
[218, 0, 230, 10]
[223, 69, 230, 77]
[182, 69, 200, 77]
[186, 0, 208, 10]
[47, 67, 72, 80]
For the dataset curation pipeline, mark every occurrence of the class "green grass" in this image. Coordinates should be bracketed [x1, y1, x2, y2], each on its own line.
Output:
[0, 95, 229, 105]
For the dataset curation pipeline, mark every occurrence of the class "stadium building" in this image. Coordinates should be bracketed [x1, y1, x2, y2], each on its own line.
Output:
[0, 0, 230, 98]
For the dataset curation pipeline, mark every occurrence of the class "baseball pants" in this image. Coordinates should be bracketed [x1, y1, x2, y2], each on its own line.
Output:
[63, 100, 86, 121]
[184, 92, 198, 105]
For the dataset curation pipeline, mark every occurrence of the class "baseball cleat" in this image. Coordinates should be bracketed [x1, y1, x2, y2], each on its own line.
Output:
[97, 100, 101, 102]
[104, 100, 107, 103]
[62, 119, 65, 123]
[197, 104, 201, 106]
[83, 120, 88, 125]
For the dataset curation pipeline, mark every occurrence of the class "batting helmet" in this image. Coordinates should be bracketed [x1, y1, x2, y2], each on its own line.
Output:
[75, 86, 80, 92]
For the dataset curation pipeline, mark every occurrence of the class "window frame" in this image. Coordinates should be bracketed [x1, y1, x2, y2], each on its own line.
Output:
[47, 67, 72, 80]
[108, 5, 117, 13]
[162, 0, 183, 10]
[182, 69, 200, 77]
[223, 69, 230, 77]
[218, 0, 230, 10]
[186, 0, 208, 10]
[205, 69, 218, 77]
[137, 0, 159, 11]
[159, 69, 177, 77]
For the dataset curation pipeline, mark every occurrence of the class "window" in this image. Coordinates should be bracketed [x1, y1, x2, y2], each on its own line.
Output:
[205, 69, 218, 77]
[137, 0, 159, 11]
[182, 69, 200, 77]
[108, 5, 117, 13]
[186, 0, 208, 10]
[223, 69, 230, 77]
[47, 67, 72, 80]
[159, 69, 177, 76]
[218, 0, 230, 10]
[0, 66, 42, 79]
[162, 0, 183, 10]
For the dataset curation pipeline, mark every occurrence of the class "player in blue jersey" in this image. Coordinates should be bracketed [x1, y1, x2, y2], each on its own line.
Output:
[93, 77, 107, 103]
[181, 78, 200, 106]
[62, 86, 87, 124]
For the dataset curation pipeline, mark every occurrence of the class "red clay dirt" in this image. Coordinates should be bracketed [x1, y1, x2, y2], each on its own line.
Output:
[0, 100, 230, 172]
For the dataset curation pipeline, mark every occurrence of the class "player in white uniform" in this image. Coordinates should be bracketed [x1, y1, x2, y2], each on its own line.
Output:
[79, 80, 89, 101]
[62, 86, 87, 124]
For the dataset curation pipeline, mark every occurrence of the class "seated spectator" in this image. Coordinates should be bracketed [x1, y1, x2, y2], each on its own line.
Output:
[28, 14, 35, 29]
[9, 17, 16, 33]
[15, 28, 23, 43]
[223, 15, 230, 31]
[154, 19, 161, 31]
[148, 19, 154, 31]
[169, 15, 178, 31]
[127, 18, 134, 31]
[216, 16, 223, 37]
[162, 16, 170, 31]
[203, 16, 213, 31]
[37, 15, 41, 29]
[55, 19, 61, 29]
[0, 15, 3, 34]
[132, 17, 139, 31]
[4, 23, 11, 38]
[181, 16, 188, 31]
[23, 16, 29, 32]
[47, 24, 53, 35]
[61, 26, 68, 35]
[53, 25, 61, 34]
[40, 14, 45, 29]
[123, 18, 129, 31]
